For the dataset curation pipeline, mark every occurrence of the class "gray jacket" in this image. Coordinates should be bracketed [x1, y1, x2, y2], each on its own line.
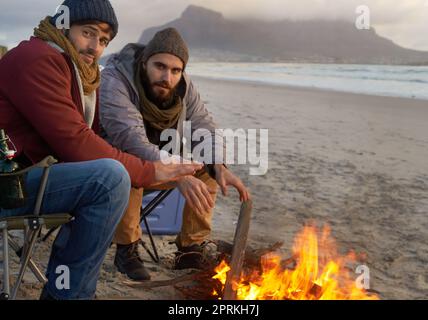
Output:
[99, 43, 223, 162]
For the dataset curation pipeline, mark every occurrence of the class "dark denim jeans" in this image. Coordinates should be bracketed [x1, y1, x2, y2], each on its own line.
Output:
[0, 159, 131, 299]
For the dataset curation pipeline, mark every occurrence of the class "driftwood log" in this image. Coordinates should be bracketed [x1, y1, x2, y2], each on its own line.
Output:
[222, 200, 253, 300]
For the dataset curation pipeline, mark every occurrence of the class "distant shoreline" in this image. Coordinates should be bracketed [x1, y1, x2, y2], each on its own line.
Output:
[189, 59, 428, 67]
[190, 74, 428, 103]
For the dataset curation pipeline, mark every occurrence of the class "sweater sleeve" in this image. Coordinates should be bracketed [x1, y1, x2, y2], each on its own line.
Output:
[8, 53, 156, 188]
[99, 68, 161, 161]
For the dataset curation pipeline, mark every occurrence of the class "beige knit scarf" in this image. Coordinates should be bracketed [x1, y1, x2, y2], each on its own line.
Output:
[34, 17, 100, 95]
[134, 59, 183, 131]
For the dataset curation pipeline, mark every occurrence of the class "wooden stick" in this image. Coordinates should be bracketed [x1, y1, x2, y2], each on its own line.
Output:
[123, 271, 206, 289]
[223, 200, 253, 300]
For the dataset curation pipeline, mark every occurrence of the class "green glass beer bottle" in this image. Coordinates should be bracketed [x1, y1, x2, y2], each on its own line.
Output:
[0, 129, 27, 209]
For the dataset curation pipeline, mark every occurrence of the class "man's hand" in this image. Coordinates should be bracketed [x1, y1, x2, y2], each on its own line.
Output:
[177, 176, 215, 216]
[152, 161, 203, 186]
[214, 164, 251, 202]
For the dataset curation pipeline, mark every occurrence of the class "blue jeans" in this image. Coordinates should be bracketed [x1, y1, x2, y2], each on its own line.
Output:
[0, 159, 131, 299]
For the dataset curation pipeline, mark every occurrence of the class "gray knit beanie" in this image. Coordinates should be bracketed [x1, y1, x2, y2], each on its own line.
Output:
[50, 0, 119, 39]
[142, 28, 189, 69]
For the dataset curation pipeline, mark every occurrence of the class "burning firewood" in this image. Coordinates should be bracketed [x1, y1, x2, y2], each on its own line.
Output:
[215, 239, 286, 268]
[210, 225, 380, 300]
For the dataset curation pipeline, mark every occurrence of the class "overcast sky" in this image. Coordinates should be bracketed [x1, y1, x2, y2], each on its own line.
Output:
[0, 0, 427, 55]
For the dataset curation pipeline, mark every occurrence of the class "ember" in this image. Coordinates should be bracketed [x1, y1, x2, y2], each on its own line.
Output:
[212, 225, 379, 300]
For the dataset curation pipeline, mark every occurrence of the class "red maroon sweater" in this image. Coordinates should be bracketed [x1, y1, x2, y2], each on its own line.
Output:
[0, 37, 155, 187]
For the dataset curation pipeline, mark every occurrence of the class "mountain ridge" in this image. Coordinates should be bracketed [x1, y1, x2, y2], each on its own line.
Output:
[137, 5, 428, 65]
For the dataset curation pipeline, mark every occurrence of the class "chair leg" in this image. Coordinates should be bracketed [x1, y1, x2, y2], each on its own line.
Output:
[1, 226, 10, 300]
[8, 236, 47, 284]
[141, 215, 160, 263]
[41, 227, 59, 242]
[11, 227, 40, 300]
[22, 225, 30, 263]
[139, 190, 174, 264]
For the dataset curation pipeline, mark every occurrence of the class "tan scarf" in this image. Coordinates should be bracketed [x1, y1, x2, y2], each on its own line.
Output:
[34, 17, 100, 95]
[134, 60, 183, 131]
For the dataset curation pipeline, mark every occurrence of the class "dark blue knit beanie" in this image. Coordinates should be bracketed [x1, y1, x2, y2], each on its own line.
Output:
[50, 0, 118, 38]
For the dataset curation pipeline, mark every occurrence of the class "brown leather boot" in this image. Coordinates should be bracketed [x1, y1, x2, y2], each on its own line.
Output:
[114, 240, 151, 281]
[174, 242, 210, 270]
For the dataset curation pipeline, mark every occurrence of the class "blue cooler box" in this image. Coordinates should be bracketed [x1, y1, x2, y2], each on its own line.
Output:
[140, 189, 185, 235]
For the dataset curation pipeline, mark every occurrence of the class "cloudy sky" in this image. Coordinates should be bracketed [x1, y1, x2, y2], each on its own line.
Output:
[0, 0, 427, 55]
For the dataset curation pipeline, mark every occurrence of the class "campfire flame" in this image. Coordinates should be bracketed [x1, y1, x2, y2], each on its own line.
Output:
[212, 225, 378, 300]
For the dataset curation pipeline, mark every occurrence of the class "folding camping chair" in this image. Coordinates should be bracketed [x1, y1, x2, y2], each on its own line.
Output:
[139, 170, 215, 264]
[0, 156, 72, 300]
[139, 189, 174, 263]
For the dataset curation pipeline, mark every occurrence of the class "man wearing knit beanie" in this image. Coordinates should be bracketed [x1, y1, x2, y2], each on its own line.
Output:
[51, 0, 119, 39]
[0, 2, 202, 300]
[142, 28, 189, 70]
[100, 28, 251, 281]
[46, 0, 118, 66]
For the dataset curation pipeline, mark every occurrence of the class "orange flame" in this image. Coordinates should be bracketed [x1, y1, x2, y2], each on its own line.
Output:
[212, 225, 378, 300]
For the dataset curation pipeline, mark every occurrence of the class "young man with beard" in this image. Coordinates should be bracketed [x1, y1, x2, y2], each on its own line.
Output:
[0, 1, 201, 299]
[99, 28, 251, 281]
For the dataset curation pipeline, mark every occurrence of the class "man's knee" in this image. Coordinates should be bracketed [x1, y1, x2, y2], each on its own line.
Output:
[205, 178, 218, 195]
[87, 159, 131, 223]
[197, 172, 218, 194]
[94, 159, 131, 193]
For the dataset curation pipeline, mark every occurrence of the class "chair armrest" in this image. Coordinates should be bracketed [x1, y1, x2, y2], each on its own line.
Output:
[0, 156, 57, 177]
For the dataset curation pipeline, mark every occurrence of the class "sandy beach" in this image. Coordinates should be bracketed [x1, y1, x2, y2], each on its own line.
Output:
[5, 77, 428, 300]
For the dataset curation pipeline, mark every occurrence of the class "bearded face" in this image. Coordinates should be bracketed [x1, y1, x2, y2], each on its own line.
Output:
[66, 22, 112, 65]
[141, 53, 184, 109]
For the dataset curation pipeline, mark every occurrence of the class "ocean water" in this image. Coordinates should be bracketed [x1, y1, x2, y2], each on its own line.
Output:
[186, 63, 428, 100]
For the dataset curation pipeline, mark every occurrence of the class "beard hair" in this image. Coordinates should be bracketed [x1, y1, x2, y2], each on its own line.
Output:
[64, 30, 97, 65]
[141, 67, 178, 109]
